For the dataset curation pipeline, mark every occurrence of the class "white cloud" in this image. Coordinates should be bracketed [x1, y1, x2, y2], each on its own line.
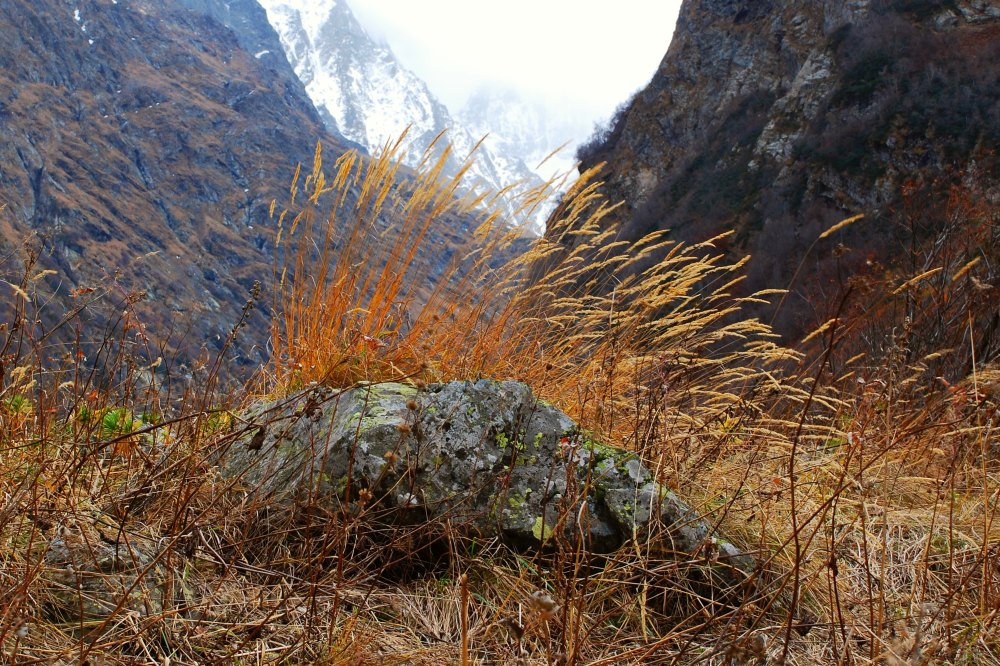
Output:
[348, 0, 682, 122]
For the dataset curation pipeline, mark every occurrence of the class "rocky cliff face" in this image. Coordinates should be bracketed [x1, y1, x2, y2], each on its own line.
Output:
[573, 0, 1000, 335]
[258, 0, 446, 153]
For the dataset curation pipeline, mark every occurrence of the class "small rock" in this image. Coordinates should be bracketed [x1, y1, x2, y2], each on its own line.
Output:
[41, 518, 166, 622]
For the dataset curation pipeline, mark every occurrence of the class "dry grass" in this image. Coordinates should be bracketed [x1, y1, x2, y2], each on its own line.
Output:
[264, 137, 790, 451]
[0, 139, 997, 664]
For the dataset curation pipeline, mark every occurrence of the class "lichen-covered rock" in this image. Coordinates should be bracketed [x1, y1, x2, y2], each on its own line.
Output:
[222, 380, 749, 567]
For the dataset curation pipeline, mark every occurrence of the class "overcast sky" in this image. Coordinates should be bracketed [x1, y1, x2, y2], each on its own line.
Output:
[349, 1, 683, 124]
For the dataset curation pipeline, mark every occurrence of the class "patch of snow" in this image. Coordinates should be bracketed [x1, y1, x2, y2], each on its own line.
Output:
[254, 49, 271, 58]
[73, 8, 81, 22]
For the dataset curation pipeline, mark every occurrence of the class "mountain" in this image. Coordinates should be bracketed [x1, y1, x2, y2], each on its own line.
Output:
[0, 0, 342, 372]
[457, 88, 584, 184]
[570, 0, 1000, 337]
[0, 0, 469, 377]
[256, 0, 562, 231]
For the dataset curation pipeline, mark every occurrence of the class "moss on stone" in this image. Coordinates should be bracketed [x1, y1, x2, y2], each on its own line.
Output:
[585, 438, 638, 476]
[334, 474, 350, 497]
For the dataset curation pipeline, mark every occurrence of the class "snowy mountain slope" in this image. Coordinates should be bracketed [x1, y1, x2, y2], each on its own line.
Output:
[257, 0, 561, 231]
[458, 88, 586, 183]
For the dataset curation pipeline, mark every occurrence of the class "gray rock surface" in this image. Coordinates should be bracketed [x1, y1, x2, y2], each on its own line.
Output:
[222, 380, 748, 565]
[41, 518, 166, 622]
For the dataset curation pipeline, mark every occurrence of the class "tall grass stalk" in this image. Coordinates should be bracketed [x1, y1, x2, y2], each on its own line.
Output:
[265, 137, 791, 450]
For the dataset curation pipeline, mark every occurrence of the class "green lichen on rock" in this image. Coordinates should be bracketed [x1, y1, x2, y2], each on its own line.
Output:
[507, 489, 530, 509]
[531, 516, 554, 542]
[586, 438, 640, 476]
[334, 474, 350, 498]
[221, 379, 749, 568]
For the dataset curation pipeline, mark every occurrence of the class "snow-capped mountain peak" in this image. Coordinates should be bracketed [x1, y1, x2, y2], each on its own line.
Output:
[257, 0, 564, 232]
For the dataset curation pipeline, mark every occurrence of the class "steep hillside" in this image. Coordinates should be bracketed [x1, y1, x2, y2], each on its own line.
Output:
[0, 0, 483, 387]
[172, 0, 350, 140]
[573, 0, 1000, 336]
[0, 0, 348, 372]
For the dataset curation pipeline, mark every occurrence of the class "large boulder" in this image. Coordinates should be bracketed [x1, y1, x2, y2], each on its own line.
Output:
[222, 380, 747, 565]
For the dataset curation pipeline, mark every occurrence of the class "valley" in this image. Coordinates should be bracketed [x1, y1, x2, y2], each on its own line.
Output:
[0, 1, 997, 664]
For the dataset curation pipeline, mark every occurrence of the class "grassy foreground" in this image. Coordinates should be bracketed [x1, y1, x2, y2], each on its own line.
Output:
[0, 139, 997, 664]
